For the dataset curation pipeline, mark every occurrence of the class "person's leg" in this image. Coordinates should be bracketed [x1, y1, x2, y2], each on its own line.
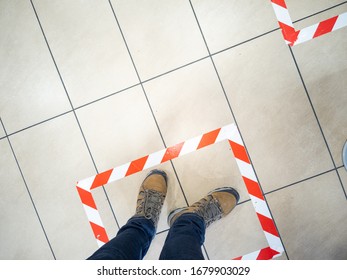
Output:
[160, 187, 240, 260]
[87, 216, 155, 260]
[87, 169, 168, 260]
[159, 213, 205, 260]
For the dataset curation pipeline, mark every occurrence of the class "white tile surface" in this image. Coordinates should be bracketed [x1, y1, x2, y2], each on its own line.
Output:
[191, 0, 279, 53]
[205, 201, 269, 259]
[172, 141, 248, 205]
[267, 171, 347, 259]
[1, 0, 346, 260]
[32, 0, 139, 107]
[293, 3, 347, 30]
[0, 124, 5, 139]
[9, 113, 116, 259]
[292, 12, 347, 166]
[0, 139, 53, 259]
[0, 0, 71, 134]
[338, 167, 347, 195]
[213, 30, 334, 192]
[76, 86, 164, 171]
[285, 0, 346, 22]
[111, 0, 208, 81]
[144, 59, 234, 147]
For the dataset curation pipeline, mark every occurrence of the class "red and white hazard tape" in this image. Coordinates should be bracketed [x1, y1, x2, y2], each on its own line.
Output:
[76, 123, 284, 259]
[271, 0, 347, 46]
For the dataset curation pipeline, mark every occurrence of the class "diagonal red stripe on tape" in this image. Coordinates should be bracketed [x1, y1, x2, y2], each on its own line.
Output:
[161, 142, 184, 162]
[242, 176, 264, 200]
[229, 140, 250, 163]
[278, 22, 300, 45]
[90, 221, 109, 243]
[271, 0, 287, 9]
[257, 213, 279, 237]
[126, 155, 149, 176]
[232, 256, 243, 260]
[313, 16, 338, 38]
[197, 128, 221, 149]
[256, 247, 280, 260]
[91, 169, 113, 190]
[76, 186, 97, 209]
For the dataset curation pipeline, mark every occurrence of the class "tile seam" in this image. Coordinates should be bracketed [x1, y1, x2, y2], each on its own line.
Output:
[0, 118, 56, 259]
[288, 46, 347, 200]
[30, 0, 120, 230]
[189, 0, 290, 259]
[107, 0, 191, 208]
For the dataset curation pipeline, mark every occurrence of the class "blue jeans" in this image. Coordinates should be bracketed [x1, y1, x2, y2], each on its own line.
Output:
[87, 213, 206, 260]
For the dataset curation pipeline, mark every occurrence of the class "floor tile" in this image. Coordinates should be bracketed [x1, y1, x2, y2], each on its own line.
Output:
[191, 0, 279, 53]
[274, 253, 289, 260]
[285, 0, 346, 22]
[213, 31, 333, 192]
[292, 12, 347, 167]
[111, 0, 208, 81]
[172, 140, 248, 205]
[266, 171, 347, 259]
[144, 59, 234, 147]
[205, 201, 269, 259]
[0, 125, 5, 139]
[293, 3, 347, 30]
[9, 113, 115, 259]
[32, 0, 138, 107]
[0, 0, 71, 134]
[76, 86, 164, 171]
[0, 139, 53, 259]
[338, 167, 347, 195]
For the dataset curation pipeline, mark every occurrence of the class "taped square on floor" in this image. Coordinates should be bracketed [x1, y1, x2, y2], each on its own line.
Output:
[76, 123, 285, 260]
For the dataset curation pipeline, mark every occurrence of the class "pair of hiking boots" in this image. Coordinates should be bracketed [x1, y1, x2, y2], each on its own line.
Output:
[134, 169, 240, 228]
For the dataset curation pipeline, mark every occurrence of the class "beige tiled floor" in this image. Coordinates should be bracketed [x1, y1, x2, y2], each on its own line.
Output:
[0, 0, 346, 260]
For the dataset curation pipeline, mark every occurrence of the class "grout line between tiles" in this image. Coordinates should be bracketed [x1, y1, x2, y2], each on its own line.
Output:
[5, 110, 73, 138]
[0, 118, 56, 260]
[288, 46, 347, 200]
[74, 83, 140, 111]
[189, 0, 290, 260]
[156, 229, 169, 236]
[7, 0, 345, 141]
[107, 0, 190, 209]
[7, 0, 343, 259]
[7, 0, 343, 140]
[292, 1, 347, 23]
[29, 0, 121, 232]
[211, 28, 280, 57]
[264, 167, 342, 196]
[142, 55, 210, 84]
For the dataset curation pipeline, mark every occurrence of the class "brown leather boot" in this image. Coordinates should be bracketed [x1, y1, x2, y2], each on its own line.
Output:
[134, 169, 168, 228]
[168, 187, 239, 228]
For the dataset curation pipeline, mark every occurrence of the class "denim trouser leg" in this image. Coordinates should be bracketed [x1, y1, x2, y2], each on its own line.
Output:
[87, 216, 155, 260]
[159, 213, 206, 260]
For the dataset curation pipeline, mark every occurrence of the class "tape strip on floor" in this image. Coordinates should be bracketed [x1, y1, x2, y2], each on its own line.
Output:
[271, 0, 347, 46]
[76, 123, 284, 260]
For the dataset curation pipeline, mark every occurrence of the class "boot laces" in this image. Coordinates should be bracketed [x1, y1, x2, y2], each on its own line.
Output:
[193, 195, 223, 227]
[136, 189, 165, 226]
